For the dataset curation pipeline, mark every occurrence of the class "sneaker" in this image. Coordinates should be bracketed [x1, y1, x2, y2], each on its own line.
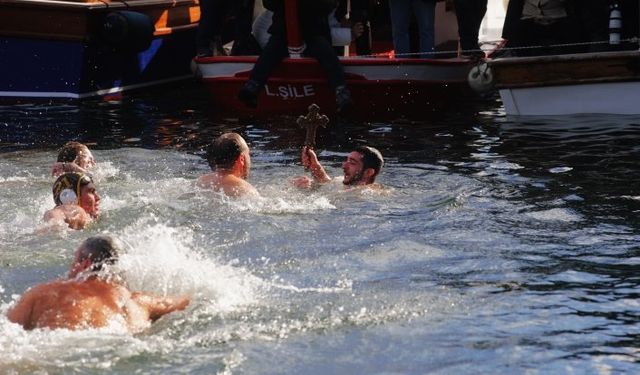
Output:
[238, 80, 261, 108]
[335, 86, 354, 115]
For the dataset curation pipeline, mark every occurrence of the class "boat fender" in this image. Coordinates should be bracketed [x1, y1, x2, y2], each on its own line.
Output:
[608, 1, 622, 45]
[468, 62, 494, 94]
[102, 11, 154, 52]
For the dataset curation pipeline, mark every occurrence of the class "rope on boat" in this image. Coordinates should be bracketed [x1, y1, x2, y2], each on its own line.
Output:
[360, 37, 640, 59]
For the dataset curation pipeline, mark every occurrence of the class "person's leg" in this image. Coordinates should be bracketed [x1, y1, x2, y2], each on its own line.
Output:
[411, 0, 435, 58]
[196, 0, 217, 56]
[388, 0, 412, 57]
[305, 36, 353, 114]
[453, 0, 487, 52]
[350, 0, 372, 55]
[238, 34, 288, 107]
[231, 0, 257, 55]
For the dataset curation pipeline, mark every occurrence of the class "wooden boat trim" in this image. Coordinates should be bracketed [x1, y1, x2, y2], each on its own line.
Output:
[0, 0, 200, 41]
[490, 50, 640, 89]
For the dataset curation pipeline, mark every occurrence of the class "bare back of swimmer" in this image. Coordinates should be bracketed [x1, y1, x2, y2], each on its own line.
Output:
[7, 236, 189, 333]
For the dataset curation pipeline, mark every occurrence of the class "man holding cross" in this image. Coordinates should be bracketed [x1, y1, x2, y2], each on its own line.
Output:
[293, 145, 384, 189]
[293, 104, 384, 189]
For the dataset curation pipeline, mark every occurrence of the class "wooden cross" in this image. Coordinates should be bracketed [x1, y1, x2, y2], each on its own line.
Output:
[297, 103, 329, 148]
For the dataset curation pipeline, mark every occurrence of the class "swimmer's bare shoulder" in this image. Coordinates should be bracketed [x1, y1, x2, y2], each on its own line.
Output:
[197, 173, 258, 197]
[43, 205, 90, 230]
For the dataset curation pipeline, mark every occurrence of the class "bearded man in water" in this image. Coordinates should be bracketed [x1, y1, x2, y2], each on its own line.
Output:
[7, 235, 189, 333]
[292, 145, 384, 188]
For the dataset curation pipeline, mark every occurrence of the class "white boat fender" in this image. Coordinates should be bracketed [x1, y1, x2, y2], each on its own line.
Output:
[608, 1, 622, 45]
[468, 62, 494, 94]
[102, 11, 154, 52]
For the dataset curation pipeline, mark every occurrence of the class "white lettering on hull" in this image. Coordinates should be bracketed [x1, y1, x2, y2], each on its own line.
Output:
[265, 84, 316, 100]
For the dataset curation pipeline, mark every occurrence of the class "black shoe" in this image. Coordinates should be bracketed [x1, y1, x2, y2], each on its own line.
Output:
[335, 86, 353, 115]
[196, 47, 213, 58]
[238, 80, 260, 108]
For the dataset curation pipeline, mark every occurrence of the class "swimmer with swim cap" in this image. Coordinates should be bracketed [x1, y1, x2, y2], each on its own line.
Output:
[7, 235, 190, 332]
[43, 172, 101, 230]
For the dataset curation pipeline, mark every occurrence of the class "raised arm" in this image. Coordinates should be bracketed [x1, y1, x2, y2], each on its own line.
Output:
[302, 147, 331, 183]
[131, 292, 190, 322]
[51, 162, 86, 177]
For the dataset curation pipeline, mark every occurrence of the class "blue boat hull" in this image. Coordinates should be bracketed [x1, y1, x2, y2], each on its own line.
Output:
[1, 29, 197, 99]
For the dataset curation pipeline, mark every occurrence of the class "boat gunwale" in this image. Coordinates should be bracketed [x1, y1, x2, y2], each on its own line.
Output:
[0, 0, 198, 9]
[194, 56, 473, 67]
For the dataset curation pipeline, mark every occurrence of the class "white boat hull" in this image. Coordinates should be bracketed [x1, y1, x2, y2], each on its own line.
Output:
[499, 81, 640, 115]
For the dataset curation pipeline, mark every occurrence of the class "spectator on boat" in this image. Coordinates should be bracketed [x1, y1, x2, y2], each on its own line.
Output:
[501, 0, 610, 57]
[43, 172, 101, 230]
[292, 145, 384, 188]
[388, 0, 436, 58]
[251, 8, 364, 52]
[51, 141, 96, 177]
[237, 0, 354, 114]
[335, 0, 372, 55]
[197, 132, 259, 197]
[196, 0, 258, 57]
[7, 235, 190, 332]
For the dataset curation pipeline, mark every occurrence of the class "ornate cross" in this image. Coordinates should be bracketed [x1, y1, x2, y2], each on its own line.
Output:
[297, 103, 329, 148]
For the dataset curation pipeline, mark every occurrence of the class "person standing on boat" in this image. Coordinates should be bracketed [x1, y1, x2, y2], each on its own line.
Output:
[292, 145, 384, 188]
[388, 0, 436, 58]
[51, 141, 96, 177]
[251, 7, 364, 53]
[197, 132, 259, 197]
[43, 172, 101, 230]
[7, 235, 190, 333]
[453, 0, 487, 59]
[237, 0, 354, 114]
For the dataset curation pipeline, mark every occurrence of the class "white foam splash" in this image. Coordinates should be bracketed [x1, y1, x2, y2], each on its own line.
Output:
[526, 208, 582, 222]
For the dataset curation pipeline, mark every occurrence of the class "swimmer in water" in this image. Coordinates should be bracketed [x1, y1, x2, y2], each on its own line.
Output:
[196, 132, 259, 197]
[43, 172, 101, 230]
[51, 141, 96, 177]
[7, 235, 190, 333]
[292, 145, 384, 189]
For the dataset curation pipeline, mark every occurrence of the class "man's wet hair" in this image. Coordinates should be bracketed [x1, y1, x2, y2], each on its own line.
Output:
[76, 235, 123, 273]
[206, 133, 248, 170]
[57, 141, 88, 163]
[354, 145, 384, 178]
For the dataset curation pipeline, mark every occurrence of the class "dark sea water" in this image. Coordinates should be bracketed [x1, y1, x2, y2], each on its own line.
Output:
[0, 80, 639, 374]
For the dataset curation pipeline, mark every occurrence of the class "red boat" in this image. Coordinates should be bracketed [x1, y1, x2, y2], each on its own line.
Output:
[192, 1, 482, 119]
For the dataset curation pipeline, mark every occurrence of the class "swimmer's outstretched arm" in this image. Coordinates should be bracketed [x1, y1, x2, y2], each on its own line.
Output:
[302, 147, 331, 184]
[51, 162, 86, 177]
[7, 284, 45, 330]
[131, 292, 190, 322]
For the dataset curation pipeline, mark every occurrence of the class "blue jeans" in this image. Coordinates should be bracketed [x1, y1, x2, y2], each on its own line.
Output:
[388, 0, 436, 58]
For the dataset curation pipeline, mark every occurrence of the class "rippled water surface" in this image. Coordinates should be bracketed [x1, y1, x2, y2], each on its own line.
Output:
[1, 82, 639, 374]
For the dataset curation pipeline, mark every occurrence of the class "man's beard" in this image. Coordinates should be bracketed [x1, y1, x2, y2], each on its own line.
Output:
[343, 169, 364, 185]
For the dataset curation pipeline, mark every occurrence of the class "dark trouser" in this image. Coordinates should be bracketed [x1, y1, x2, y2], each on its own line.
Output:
[350, 0, 372, 55]
[196, 0, 230, 50]
[231, 0, 256, 55]
[249, 34, 346, 89]
[453, 0, 488, 50]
